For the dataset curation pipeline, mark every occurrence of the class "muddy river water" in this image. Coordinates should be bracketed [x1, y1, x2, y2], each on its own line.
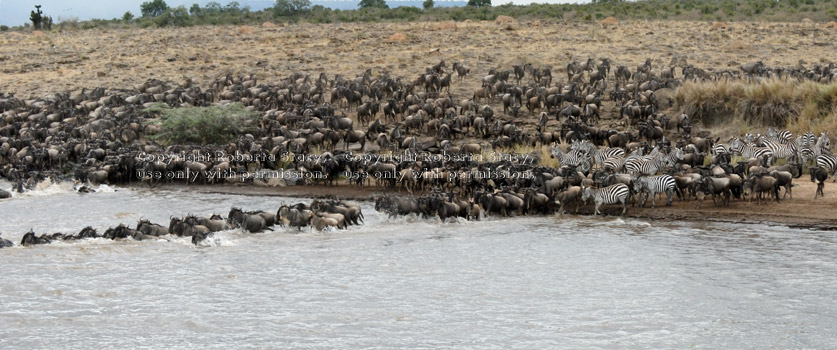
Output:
[1, 181, 835, 348]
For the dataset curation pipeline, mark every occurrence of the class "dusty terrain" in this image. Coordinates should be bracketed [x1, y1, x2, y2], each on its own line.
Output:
[2, 20, 836, 98]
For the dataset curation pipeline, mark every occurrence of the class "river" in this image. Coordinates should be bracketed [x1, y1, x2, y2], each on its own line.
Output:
[1, 181, 835, 349]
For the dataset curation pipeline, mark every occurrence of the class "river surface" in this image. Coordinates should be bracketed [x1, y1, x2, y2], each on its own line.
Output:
[1, 181, 835, 349]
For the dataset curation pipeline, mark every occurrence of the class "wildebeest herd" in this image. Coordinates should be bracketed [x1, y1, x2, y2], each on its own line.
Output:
[1, 54, 836, 247]
[4, 197, 364, 248]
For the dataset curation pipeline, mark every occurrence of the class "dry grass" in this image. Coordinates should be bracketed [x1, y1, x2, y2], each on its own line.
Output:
[675, 78, 837, 137]
[432, 21, 457, 31]
[387, 32, 407, 42]
[2, 21, 836, 100]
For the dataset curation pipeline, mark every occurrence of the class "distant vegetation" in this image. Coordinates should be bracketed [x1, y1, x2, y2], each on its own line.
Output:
[5, 0, 837, 31]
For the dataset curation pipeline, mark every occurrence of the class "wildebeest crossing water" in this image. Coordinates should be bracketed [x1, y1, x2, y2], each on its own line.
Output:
[0, 183, 835, 348]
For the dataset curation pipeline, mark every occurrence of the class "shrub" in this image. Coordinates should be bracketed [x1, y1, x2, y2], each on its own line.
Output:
[146, 103, 260, 145]
[0, 25, 8, 31]
[123, 11, 135, 21]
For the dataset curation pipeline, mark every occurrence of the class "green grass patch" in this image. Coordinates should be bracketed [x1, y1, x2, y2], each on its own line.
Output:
[144, 103, 259, 145]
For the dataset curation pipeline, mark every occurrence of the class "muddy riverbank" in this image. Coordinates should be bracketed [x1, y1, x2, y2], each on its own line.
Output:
[139, 180, 837, 230]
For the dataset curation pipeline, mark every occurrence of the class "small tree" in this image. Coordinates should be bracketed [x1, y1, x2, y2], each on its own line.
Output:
[274, 0, 312, 16]
[155, 6, 190, 26]
[189, 4, 202, 15]
[141, 0, 169, 17]
[30, 5, 43, 30]
[359, 0, 389, 9]
[467, 0, 490, 7]
[123, 11, 135, 21]
[205, 1, 223, 13]
[423, 0, 434, 9]
[225, 1, 241, 12]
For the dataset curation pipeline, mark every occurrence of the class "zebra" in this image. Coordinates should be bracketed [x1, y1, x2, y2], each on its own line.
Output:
[581, 183, 630, 216]
[603, 156, 626, 173]
[762, 138, 797, 164]
[592, 147, 626, 169]
[816, 132, 831, 156]
[665, 147, 685, 166]
[551, 145, 592, 171]
[816, 154, 837, 182]
[799, 132, 816, 148]
[764, 127, 792, 144]
[626, 145, 659, 162]
[712, 143, 729, 157]
[729, 138, 773, 161]
[625, 153, 669, 176]
[631, 174, 677, 208]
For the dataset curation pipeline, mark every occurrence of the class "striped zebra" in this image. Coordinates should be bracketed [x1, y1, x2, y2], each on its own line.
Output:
[712, 143, 729, 157]
[729, 138, 773, 161]
[765, 127, 792, 144]
[603, 156, 626, 173]
[551, 146, 592, 168]
[800, 133, 832, 165]
[626, 145, 659, 162]
[762, 138, 797, 164]
[570, 139, 595, 154]
[816, 154, 837, 182]
[798, 146, 816, 164]
[818, 132, 831, 153]
[665, 147, 685, 166]
[625, 153, 669, 176]
[799, 132, 816, 148]
[581, 183, 630, 216]
[631, 174, 677, 208]
[594, 147, 626, 168]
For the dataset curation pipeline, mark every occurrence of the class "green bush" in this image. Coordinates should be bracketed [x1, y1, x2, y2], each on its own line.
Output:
[146, 103, 259, 145]
[0, 25, 8, 31]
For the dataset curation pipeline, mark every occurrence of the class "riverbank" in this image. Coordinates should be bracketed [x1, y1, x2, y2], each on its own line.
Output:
[140, 180, 837, 230]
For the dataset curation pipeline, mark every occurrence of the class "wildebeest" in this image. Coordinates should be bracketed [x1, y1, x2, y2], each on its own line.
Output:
[137, 219, 168, 237]
[227, 208, 269, 233]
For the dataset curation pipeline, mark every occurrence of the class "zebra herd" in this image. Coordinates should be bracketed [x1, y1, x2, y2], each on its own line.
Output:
[541, 128, 834, 215]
